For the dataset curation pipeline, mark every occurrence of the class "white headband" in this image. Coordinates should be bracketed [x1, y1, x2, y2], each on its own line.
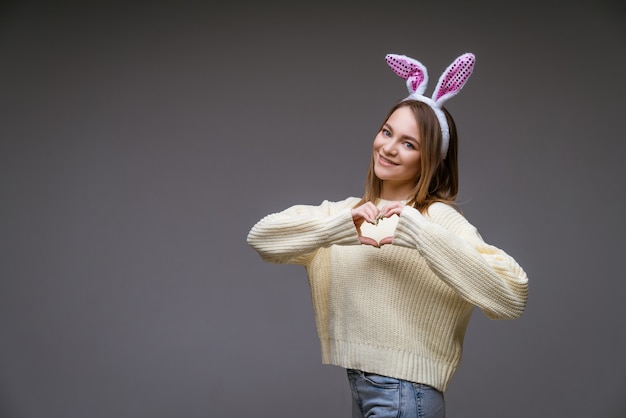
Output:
[385, 53, 475, 158]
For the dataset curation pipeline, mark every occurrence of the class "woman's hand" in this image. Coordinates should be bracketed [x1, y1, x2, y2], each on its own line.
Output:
[351, 201, 406, 247]
[378, 201, 405, 245]
[351, 202, 380, 247]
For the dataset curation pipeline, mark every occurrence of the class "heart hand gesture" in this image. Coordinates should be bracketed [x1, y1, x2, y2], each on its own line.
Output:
[350, 201, 405, 247]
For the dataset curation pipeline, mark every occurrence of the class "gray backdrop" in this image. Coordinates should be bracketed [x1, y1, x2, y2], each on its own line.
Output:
[1, 1, 625, 417]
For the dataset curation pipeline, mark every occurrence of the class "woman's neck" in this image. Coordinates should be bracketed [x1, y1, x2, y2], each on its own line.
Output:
[380, 183, 413, 202]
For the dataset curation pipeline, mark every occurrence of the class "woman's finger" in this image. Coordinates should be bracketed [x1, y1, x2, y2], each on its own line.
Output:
[358, 236, 381, 247]
[379, 236, 393, 246]
[380, 202, 405, 218]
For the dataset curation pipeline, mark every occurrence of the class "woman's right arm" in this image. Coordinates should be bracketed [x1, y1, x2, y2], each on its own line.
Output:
[247, 198, 361, 265]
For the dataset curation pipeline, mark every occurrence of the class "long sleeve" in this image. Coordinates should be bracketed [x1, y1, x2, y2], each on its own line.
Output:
[392, 203, 528, 319]
[247, 198, 362, 265]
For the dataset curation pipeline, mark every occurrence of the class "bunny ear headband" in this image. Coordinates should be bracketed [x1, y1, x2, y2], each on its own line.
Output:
[385, 52, 475, 158]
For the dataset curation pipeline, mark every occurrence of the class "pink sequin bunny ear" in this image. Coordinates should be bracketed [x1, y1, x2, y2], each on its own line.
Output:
[432, 53, 475, 105]
[385, 54, 429, 96]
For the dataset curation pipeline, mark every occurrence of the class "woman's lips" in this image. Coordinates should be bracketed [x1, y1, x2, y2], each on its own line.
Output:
[378, 154, 398, 166]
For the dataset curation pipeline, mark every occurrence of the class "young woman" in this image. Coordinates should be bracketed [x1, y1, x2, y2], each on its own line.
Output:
[247, 53, 528, 418]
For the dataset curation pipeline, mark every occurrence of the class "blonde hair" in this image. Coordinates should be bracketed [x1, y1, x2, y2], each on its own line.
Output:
[356, 100, 459, 212]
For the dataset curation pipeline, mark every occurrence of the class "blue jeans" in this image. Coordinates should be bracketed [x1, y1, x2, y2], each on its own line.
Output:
[347, 369, 445, 418]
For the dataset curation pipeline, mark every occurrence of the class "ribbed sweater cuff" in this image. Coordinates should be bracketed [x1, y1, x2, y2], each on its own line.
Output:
[392, 206, 429, 250]
[325, 209, 361, 247]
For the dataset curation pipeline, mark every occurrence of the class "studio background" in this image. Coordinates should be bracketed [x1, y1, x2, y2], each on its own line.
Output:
[1, 1, 624, 417]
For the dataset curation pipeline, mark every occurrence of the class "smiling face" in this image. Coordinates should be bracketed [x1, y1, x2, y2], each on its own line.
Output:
[358, 100, 459, 211]
[372, 105, 422, 200]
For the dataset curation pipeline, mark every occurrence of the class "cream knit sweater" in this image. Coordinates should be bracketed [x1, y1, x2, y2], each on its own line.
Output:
[247, 197, 528, 392]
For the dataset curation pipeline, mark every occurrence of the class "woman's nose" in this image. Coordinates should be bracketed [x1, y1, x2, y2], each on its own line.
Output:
[382, 141, 398, 155]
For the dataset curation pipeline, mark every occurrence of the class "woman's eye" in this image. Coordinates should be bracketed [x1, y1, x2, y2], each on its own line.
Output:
[382, 129, 391, 137]
[404, 142, 415, 149]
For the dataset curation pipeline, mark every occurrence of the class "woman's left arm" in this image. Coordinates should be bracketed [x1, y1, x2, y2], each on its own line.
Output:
[392, 203, 529, 320]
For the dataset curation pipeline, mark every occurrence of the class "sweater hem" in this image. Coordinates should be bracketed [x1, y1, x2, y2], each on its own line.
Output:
[323, 338, 458, 392]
